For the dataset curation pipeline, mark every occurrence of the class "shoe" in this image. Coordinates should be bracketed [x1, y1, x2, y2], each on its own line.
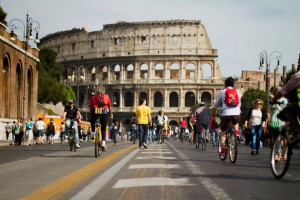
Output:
[219, 148, 226, 156]
[75, 144, 80, 148]
[143, 143, 148, 148]
[139, 146, 142, 149]
[101, 144, 107, 152]
[251, 150, 256, 155]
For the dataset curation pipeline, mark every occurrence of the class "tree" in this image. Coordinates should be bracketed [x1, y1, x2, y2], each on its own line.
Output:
[38, 48, 75, 104]
[0, 6, 7, 25]
[240, 88, 268, 126]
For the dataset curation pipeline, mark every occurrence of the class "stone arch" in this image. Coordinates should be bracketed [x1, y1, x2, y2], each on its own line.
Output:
[201, 92, 212, 106]
[169, 92, 179, 107]
[91, 66, 96, 82]
[114, 64, 120, 80]
[186, 63, 196, 79]
[16, 62, 22, 118]
[154, 63, 164, 78]
[154, 91, 163, 107]
[185, 91, 195, 107]
[2, 55, 10, 118]
[140, 63, 149, 79]
[112, 91, 120, 107]
[170, 63, 180, 79]
[139, 91, 148, 105]
[27, 66, 34, 118]
[102, 66, 108, 81]
[201, 63, 212, 78]
[124, 91, 134, 107]
[126, 64, 134, 79]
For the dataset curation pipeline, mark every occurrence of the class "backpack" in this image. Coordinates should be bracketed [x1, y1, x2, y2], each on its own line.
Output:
[224, 87, 239, 107]
[157, 115, 165, 126]
[196, 107, 211, 127]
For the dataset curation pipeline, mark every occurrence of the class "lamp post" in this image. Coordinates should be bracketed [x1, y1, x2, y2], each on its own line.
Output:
[9, 14, 40, 119]
[259, 50, 282, 113]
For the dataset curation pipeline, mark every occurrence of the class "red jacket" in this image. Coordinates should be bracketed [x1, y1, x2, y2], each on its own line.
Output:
[90, 93, 111, 108]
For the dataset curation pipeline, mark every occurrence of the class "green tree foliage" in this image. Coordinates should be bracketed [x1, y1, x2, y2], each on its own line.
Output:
[284, 68, 297, 84]
[38, 48, 75, 104]
[240, 88, 268, 125]
[0, 6, 7, 25]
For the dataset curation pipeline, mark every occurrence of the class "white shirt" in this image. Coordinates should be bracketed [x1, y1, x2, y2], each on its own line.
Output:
[251, 109, 262, 125]
[35, 120, 45, 130]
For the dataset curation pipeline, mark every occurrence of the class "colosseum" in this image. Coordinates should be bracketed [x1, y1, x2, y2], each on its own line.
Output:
[38, 20, 268, 129]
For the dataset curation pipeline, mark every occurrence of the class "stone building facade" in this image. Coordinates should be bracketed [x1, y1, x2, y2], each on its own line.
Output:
[0, 22, 39, 120]
[38, 20, 262, 128]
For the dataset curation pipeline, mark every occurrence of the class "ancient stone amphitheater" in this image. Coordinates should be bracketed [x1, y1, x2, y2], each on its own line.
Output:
[39, 20, 254, 129]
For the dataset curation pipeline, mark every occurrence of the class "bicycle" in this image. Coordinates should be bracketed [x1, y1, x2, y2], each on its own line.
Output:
[270, 114, 300, 179]
[94, 117, 103, 158]
[66, 118, 77, 152]
[195, 126, 206, 150]
[218, 120, 238, 163]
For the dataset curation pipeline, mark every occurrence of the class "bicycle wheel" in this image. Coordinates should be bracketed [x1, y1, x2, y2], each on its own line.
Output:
[270, 133, 291, 179]
[229, 131, 238, 163]
[195, 132, 199, 149]
[201, 131, 206, 150]
[218, 139, 227, 161]
[73, 133, 76, 152]
[95, 131, 99, 158]
[69, 130, 74, 151]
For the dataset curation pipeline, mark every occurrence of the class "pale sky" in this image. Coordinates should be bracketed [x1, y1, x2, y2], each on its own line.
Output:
[1, 0, 300, 77]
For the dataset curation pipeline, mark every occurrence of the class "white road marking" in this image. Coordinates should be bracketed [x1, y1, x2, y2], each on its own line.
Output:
[168, 142, 233, 200]
[136, 156, 176, 160]
[113, 177, 193, 188]
[128, 164, 180, 169]
[70, 149, 140, 200]
[141, 151, 173, 154]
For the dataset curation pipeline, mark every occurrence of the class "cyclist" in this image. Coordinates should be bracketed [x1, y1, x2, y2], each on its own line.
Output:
[195, 102, 211, 143]
[213, 77, 242, 156]
[90, 86, 113, 151]
[180, 117, 187, 141]
[129, 113, 138, 141]
[270, 62, 300, 143]
[155, 111, 166, 143]
[63, 100, 82, 148]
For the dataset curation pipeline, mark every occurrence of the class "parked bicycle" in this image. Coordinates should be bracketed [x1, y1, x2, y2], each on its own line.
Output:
[195, 126, 206, 150]
[218, 120, 238, 163]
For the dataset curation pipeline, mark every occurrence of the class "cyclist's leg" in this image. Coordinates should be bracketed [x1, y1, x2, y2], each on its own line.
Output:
[73, 121, 80, 145]
[100, 115, 107, 144]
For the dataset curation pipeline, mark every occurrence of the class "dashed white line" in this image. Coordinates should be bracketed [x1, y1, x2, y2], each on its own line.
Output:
[128, 164, 180, 169]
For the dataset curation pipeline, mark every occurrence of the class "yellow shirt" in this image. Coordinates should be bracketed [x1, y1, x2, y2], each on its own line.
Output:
[136, 105, 151, 125]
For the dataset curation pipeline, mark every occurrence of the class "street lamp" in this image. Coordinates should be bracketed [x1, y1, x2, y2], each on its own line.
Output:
[259, 50, 282, 113]
[9, 14, 40, 119]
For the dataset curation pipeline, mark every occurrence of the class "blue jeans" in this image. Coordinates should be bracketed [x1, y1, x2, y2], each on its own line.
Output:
[138, 124, 149, 146]
[66, 119, 79, 145]
[149, 128, 155, 141]
[211, 128, 220, 146]
[251, 124, 263, 151]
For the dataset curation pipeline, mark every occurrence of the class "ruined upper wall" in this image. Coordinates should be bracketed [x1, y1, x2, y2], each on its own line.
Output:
[39, 20, 217, 62]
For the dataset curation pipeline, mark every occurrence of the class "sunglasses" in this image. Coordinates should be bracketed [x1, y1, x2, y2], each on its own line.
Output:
[256, 102, 262, 105]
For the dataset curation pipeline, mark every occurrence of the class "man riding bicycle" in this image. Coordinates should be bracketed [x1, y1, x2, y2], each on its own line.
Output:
[63, 100, 82, 148]
[194, 102, 211, 142]
[90, 86, 113, 151]
[270, 59, 300, 143]
[155, 111, 168, 143]
[213, 77, 241, 156]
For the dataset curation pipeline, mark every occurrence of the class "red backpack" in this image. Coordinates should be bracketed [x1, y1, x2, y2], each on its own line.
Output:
[224, 87, 239, 107]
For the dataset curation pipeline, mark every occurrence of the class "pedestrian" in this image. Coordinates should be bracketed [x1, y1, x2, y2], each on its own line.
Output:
[11, 121, 16, 145]
[25, 117, 34, 146]
[149, 117, 155, 142]
[136, 98, 151, 149]
[32, 120, 39, 144]
[111, 121, 120, 145]
[15, 119, 23, 146]
[129, 114, 138, 141]
[210, 113, 221, 147]
[35, 117, 46, 145]
[60, 121, 66, 143]
[89, 86, 113, 151]
[212, 77, 241, 156]
[5, 122, 11, 143]
[245, 99, 267, 155]
[46, 119, 56, 144]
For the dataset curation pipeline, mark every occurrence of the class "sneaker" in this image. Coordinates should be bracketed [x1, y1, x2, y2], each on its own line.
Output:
[101, 143, 107, 151]
[251, 150, 256, 155]
[76, 144, 80, 148]
[143, 143, 148, 148]
[219, 148, 226, 156]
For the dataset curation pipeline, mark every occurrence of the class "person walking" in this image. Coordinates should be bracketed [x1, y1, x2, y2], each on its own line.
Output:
[245, 99, 267, 155]
[11, 121, 16, 145]
[210, 113, 221, 147]
[89, 86, 113, 151]
[60, 122, 66, 143]
[15, 119, 23, 146]
[35, 117, 46, 145]
[25, 118, 34, 146]
[136, 98, 151, 149]
[5, 122, 11, 143]
[46, 119, 56, 144]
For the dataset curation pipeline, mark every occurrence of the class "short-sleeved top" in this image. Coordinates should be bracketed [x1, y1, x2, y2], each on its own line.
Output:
[136, 105, 151, 125]
[35, 120, 46, 130]
[25, 121, 33, 130]
[64, 106, 79, 119]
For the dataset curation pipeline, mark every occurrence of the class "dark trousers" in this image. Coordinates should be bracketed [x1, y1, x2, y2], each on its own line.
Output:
[91, 110, 108, 141]
[16, 132, 24, 145]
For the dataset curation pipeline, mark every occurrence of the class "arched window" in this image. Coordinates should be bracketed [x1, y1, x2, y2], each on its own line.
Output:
[114, 64, 120, 80]
[127, 64, 134, 79]
[154, 63, 164, 78]
[186, 63, 196, 79]
[169, 92, 179, 107]
[124, 91, 134, 107]
[170, 63, 180, 79]
[154, 92, 163, 107]
[185, 92, 196, 107]
[201, 92, 212, 107]
[140, 64, 149, 79]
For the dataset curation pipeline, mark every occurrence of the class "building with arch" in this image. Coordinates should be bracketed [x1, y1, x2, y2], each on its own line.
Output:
[0, 23, 39, 120]
[38, 20, 257, 129]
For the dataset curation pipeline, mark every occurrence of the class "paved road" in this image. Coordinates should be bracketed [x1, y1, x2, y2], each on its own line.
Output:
[0, 139, 299, 200]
